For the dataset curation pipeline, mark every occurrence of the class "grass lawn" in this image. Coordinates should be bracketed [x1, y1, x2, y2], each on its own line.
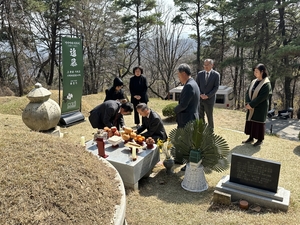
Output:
[1, 91, 300, 224]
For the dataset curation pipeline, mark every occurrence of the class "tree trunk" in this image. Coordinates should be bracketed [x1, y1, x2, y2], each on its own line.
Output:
[48, 1, 60, 86]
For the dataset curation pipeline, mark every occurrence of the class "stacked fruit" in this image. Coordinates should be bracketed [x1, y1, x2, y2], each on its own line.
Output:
[103, 126, 120, 138]
[121, 127, 145, 145]
[145, 137, 155, 149]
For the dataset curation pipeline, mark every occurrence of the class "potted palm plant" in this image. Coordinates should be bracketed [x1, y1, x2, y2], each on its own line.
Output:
[169, 119, 230, 192]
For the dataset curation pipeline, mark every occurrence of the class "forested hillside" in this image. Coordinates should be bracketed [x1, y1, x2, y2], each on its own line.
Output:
[0, 0, 300, 115]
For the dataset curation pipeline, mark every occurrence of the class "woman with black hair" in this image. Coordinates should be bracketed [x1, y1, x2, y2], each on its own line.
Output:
[242, 63, 272, 146]
[104, 77, 126, 102]
[129, 66, 149, 128]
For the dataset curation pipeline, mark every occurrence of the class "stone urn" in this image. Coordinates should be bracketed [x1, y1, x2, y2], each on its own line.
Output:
[22, 83, 61, 131]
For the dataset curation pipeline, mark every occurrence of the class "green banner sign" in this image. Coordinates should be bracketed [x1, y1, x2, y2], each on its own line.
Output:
[61, 37, 84, 114]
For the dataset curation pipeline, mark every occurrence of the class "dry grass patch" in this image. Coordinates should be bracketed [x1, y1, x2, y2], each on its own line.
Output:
[0, 116, 120, 224]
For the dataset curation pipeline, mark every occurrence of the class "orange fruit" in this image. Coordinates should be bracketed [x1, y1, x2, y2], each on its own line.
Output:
[130, 132, 137, 139]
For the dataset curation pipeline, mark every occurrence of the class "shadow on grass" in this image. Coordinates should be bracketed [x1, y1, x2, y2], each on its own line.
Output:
[162, 117, 176, 125]
[227, 144, 260, 162]
[207, 202, 283, 214]
[135, 166, 214, 205]
[293, 146, 300, 157]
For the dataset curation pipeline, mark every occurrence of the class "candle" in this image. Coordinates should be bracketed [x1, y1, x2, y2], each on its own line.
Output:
[132, 147, 137, 161]
[80, 136, 85, 146]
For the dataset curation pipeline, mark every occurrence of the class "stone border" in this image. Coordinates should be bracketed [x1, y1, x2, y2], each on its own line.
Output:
[98, 157, 126, 225]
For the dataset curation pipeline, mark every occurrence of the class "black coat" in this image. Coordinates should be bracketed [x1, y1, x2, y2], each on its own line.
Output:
[88, 100, 124, 130]
[174, 78, 200, 128]
[136, 110, 167, 141]
[104, 87, 125, 102]
[129, 75, 148, 104]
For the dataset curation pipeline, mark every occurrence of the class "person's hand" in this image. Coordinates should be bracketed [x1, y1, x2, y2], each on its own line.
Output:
[245, 104, 252, 110]
[134, 95, 141, 100]
[200, 94, 208, 100]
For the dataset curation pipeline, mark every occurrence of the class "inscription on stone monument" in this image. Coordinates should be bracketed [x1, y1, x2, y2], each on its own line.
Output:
[230, 153, 281, 193]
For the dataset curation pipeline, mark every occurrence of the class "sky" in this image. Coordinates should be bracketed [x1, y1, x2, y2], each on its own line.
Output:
[156, 0, 193, 38]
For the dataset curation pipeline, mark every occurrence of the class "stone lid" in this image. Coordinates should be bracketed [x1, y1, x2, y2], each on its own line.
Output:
[27, 83, 52, 102]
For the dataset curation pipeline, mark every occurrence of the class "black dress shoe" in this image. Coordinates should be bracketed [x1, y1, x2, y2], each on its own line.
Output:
[242, 138, 254, 144]
[253, 141, 263, 147]
[180, 165, 186, 171]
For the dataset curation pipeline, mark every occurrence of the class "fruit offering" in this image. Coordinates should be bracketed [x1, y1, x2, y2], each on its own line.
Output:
[135, 134, 145, 145]
[103, 126, 120, 138]
[121, 126, 145, 144]
[145, 137, 155, 149]
[123, 127, 133, 134]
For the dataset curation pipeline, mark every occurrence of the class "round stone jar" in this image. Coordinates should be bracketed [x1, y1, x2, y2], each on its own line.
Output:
[22, 83, 61, 131]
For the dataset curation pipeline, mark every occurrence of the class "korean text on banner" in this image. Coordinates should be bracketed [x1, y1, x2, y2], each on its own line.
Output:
[61, 37, 84, 114]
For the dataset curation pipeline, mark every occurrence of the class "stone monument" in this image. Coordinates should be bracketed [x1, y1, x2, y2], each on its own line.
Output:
[215, 153, 290, 211]
[22, 83, 61, 132]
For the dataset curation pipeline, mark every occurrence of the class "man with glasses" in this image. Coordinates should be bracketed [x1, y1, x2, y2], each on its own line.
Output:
[196, 59, 220, 129]
[136, 103, 167, 142]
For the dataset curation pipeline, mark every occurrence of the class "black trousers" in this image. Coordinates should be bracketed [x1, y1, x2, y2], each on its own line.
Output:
[133, 102, 140, 125]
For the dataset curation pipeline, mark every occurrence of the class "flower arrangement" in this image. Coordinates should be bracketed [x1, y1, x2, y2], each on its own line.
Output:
[157, 138, 173, 159]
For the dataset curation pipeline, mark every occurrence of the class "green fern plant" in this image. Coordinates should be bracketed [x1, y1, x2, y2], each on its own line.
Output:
[169, 119, 230, 173]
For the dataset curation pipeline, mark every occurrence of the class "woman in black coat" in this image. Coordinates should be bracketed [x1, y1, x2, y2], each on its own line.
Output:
[129, 66, 149, 127]
[104, 77, 126, 102]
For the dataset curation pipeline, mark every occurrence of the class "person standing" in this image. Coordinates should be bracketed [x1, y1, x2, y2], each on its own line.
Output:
[135, 103, 167, 142]
[104, 77, 126, 102]
[174, 64, 200, 128]
[88, 100, 133, 130]
[174, 64, 200, 169]
[243, 63, 272, 147]
[129, 66, 149, 128]
[196, 59, 220, 129]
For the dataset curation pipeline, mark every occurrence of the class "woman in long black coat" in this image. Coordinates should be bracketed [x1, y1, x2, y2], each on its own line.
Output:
[129, 66, 148, 127]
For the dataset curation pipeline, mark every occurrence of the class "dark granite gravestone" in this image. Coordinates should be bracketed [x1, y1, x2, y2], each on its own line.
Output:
[230, 153, 281, 193]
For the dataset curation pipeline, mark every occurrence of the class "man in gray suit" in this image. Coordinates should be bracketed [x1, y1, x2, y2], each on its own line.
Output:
[136, 103, 167, 141]
[88, 100, 133, 130]
[196, 59, 220, 129]
[174, 63, 200, 128]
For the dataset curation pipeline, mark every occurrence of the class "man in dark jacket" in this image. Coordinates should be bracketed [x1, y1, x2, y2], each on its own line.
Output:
[174, 63, 200, 169]
[174, 63, 200, 128]
[88, 100, 133, 130]
[136, 103, 167, 142]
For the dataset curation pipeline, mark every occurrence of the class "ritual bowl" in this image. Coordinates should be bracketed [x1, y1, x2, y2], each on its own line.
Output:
[146, 144, 154, 149]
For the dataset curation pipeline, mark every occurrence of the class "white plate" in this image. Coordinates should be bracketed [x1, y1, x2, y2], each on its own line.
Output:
[107, 135, 123, 145]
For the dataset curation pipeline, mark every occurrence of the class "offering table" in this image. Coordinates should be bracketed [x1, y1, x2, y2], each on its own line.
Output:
[85, 140, 159, 190]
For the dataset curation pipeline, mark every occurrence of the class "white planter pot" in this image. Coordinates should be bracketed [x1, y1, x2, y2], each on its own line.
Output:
[181, 162, 208, 192]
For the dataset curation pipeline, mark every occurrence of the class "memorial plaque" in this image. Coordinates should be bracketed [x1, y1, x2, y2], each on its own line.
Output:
[230, 153, 281, 193]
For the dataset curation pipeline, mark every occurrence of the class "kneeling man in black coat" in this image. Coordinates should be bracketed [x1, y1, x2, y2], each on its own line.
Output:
[136, 103, 167, 142]
[89, 100, 133, 130]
